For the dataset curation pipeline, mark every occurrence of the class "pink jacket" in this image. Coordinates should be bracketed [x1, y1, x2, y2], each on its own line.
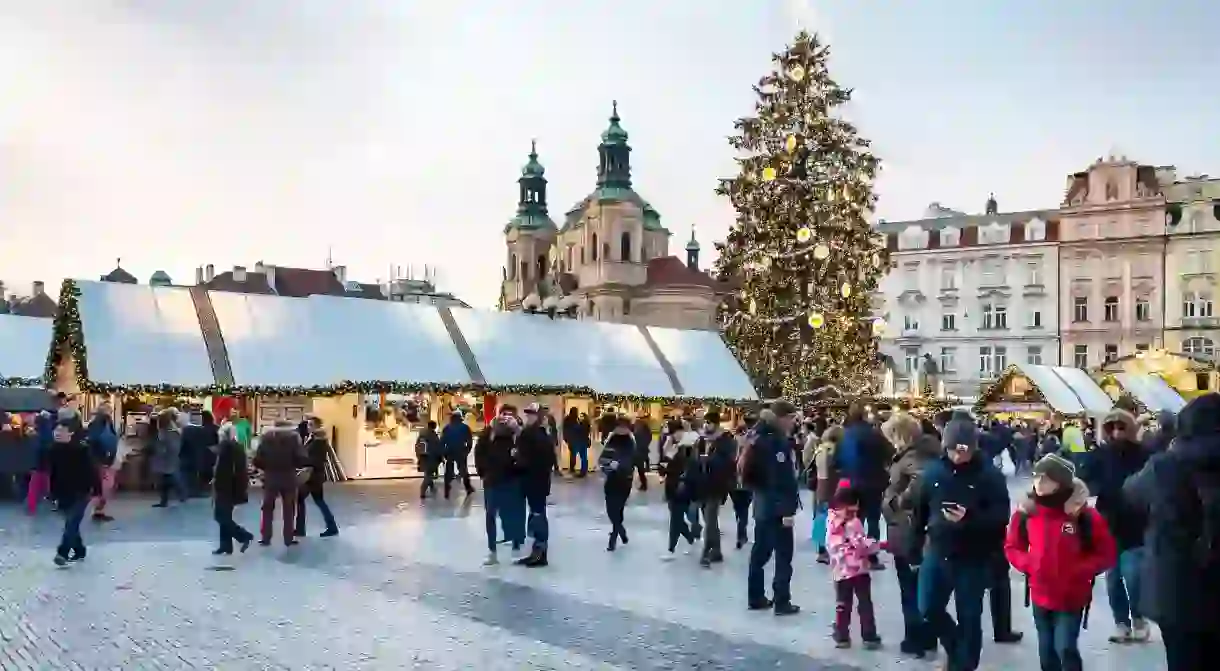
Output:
[827, 507, 881, 581]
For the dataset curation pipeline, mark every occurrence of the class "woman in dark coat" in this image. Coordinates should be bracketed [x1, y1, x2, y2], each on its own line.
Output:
[211, 424, 253, 555]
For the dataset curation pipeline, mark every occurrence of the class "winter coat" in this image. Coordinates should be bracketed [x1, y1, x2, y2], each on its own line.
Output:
[86, 413, 119, 467]
[47, 436, 101, 506]
[827, 506, 882, 581]
[1005, 481, 1116, 613]
[631, 421, 653, 464]
[1123, 394, 1220, 632]
[812, 427, 844, 504]
[212, 438, 249, 507]
[751, 413, 801, 520]
[600, 432, 636, 494]
[882, 434, 942, 560]
[698, 432, 738, 502]
[252, 426, 308, 490]
[474, 423, 519, 488]
[1142, 409, 1177, 454]
[517, 423, 555, 494]
[303, 433, 331, 487]
[440, 419, 472, 458]
[1084, 412, 1150, 551]
[182, 422, 219, 472]
[835, 420, 893, 495]
[910, 453, 1010, 562]
[149, 428, 182, 475]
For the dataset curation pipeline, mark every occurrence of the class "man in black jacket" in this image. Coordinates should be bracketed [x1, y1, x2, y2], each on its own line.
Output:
[475, 409, 525, 566]
[696, 410, 737, 567]
[631, 415, 652, 491]
[212, 423, 253, 555]
[295, 416, 339, 538]
[516, 404, 555, 567]
[48, 421, 100, 565]
[601, 416, 636, 551]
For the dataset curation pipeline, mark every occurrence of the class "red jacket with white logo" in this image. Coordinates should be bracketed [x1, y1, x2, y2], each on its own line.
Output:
[1004, 505, 1117, 612]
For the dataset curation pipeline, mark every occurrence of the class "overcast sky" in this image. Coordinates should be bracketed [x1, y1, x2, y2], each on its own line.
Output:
[2, 1, 1217, 307]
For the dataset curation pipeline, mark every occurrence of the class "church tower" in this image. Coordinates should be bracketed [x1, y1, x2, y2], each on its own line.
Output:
[501, 140, 558, 309]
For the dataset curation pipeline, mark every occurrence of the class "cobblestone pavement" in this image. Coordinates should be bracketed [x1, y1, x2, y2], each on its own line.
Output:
[0, 473, 1163, 669]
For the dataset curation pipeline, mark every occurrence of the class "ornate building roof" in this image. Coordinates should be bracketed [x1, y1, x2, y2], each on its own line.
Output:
[100, 260, 137, 284]
[504, 140, 558, 234]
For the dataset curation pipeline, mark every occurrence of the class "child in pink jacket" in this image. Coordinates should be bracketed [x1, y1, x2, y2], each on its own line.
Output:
[827, 479, 883, 649]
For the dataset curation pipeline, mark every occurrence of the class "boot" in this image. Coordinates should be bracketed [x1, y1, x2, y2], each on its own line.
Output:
[607, 532, 617, 552]
[522, 548, 548, 568]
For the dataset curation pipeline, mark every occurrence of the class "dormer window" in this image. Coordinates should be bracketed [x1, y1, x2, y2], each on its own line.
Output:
[979, 223, 1009, 245]
[1026, 218, 1046, 241]
[898, 225, 928, 250]
[939, 227, 960, 247]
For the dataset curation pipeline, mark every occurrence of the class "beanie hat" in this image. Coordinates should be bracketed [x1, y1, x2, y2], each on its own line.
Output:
[1033, 453, 1076, 489]
[831, 479, 860, 508]
[941, 416, 979, 453]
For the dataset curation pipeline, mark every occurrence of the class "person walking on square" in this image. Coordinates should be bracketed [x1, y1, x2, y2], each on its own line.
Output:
[827, 480, 883, 649]
[475, 408, 525, 565]
[416, 420, 443, 499]
[696, 410, 737, 567]
[441, 411, 475, 497]
[295, 416, 338, 538]
[631, 414, 652, 490]
[729, 415, 758, 549]
[600, 415, 635, 551]
[744, 400, 802, 616]
[86, 403, 119, 523]
[661, 431, 697, 560]
[562, 408, 591, 477]
[516, 404, 555, 567]
[211, 423, 254, 555]
[150, 409, 187, 507]
[48, 420, 100, 565]
[253, 420, 308, 547]
[811, 424, 844, 564]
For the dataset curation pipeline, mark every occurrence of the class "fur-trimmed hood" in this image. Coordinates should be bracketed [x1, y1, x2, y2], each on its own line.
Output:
[1019, 477, 1091, 516]
[881, 412, 921, 451]
[1102, 408, 1138, 441]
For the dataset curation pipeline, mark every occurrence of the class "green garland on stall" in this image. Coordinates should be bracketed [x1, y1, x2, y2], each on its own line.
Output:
[44, 279, 753, 407]
[0, 376, 44, 388]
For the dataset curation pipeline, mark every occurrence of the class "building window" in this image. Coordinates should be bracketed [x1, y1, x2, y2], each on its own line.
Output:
[1135, 343, 1149, 352]
[580, 247, 586, 264]
[1181, 291, 1210, 319]
[509, 254, 518, 280]
[620, 232, 632, 262]
[591, 233, 599, 261]
[1026, 261, 1042, 286]
[1104, 344, 1119, 363]
[995, 305, 1008, 329]
[979, 346, 992, 375]
[1029, 310, 1042, 328]
[1074, 344, 1088, 368]
[994, 346, 1007, 372]
[940, 264, 956, 290]
[941, 312, 956, 331]
[940, 228, 960, 247]
[1201, 292, 1215, 318]
[1184, 337, 1215, 356]
[904, 348, 920, 374]
[1135, 297, 1150, 322]
[1073, 296, 1089, 322]
[1104, 296, 1119, 322]
[903, 315, 920, 331]
[981, 259, 1003, 286]
[1026, 345, 1042, 365]
[982, 303, 1006, 329]
[940, 347, 957, 373]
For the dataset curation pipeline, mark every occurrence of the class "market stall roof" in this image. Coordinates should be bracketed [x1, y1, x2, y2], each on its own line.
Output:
[646, 326, 757, 401]
[1110, 372, 1187, 413]
[209, 291, 475, 390]
[982, 364, 1114, 416]
[448, 309, 676, 398]
[0, 314, 52, 386]
[69, 280, 216, 390]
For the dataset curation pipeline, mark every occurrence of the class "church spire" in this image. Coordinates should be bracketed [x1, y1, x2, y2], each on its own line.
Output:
[518, 139, 547, 215]
[597, 100, 632, 189]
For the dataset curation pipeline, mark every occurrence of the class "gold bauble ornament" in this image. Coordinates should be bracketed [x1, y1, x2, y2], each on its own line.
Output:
[871, 253, 881, 268]
[796, 227, 812, 244]
[788, 65, 806, 82]
[871, 318, 887, 336]
[813, 243, 830, 260]
[748, 298, 757, 315]
[762, 256, 773, 269]
[762, 167, 777, 182]
[785, 135, 798, 153]
[840, 283, 852, 298]
[807, 312, 824, 329]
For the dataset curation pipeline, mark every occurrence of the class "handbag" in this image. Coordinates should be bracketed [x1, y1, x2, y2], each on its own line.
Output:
[295, 467, 313, 486]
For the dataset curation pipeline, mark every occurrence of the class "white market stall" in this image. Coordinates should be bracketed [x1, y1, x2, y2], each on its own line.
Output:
[645, 326, 758, 403]
[1098, 372, 1187, 414]
[0, 313, 52, 389]
[979, 363, 1115, 419]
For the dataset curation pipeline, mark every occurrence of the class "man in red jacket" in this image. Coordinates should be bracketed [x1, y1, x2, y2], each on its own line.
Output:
[1005, 454, 1116, 671]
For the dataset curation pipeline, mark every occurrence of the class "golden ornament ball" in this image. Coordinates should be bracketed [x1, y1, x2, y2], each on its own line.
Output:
[840, 283, 852, 298]
[762, 166, 777, 182]
[785, 135, 798, 153]
[813, 243, 830, 260]
[748, 298, 757, 314]
[796, 227, 812, 244]
[871, 253, 881, 268]
[761, 256, 773, 268]
[807, 312, 824, 329]
[788, 65, 806, 82]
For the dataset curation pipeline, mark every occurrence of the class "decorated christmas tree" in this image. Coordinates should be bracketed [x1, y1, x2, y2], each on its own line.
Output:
[715, 31, 887, 398]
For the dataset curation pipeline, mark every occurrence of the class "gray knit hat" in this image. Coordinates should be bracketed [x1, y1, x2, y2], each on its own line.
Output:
[1033, 453, 1076, 489]
[941, 416, 979, 453]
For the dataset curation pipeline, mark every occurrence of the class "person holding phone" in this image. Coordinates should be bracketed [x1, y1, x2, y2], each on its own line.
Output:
[910, 411, 1011, 671]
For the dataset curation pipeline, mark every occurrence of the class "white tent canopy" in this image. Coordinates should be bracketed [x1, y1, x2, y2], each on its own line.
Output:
[0, 314, 53, 383]
[1113, 372, 1187, 413]
[646, 326, 757, 401]
[75, 280, 215, 389]
[1017, 364, 1114, 416]
[449, 309, 676, 398]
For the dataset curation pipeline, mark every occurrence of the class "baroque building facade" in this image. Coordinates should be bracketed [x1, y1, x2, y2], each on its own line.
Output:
[1163, 174, 1220, 358]
[876, 197, 1061, 397]
[498, 103, 727, 330]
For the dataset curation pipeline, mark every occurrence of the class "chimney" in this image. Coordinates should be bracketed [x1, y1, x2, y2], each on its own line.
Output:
[333, 265, 347, 284]
[205, 264, 215, 282]
[255, 261, 265, 274]
[195, 267, 204, 284]
[32, 281, 44, 296]
[233, 265, 247, 282]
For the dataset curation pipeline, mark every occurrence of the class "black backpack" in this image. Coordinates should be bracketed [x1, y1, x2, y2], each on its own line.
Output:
[1015, 510, 1098, 628]
[737, 430, 769, 489]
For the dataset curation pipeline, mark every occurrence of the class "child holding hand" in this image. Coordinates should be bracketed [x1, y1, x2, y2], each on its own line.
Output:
[826, 479, 884, 649]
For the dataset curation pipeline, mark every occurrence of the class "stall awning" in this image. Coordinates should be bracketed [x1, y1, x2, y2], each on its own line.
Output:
[984, 364, 1114, 416]
[1113, 373, 1187, 413]
[0, 314, 52, 386]
[448, 309, 676, 399]
[70, 281, 216, 390]
[645, 326, 758, 402]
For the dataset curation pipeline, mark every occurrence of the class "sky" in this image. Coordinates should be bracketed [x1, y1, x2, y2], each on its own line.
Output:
[1, 1, 1218, 308]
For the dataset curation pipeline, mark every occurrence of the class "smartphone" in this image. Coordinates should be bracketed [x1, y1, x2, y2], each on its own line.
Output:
[941, 502, 960, 510]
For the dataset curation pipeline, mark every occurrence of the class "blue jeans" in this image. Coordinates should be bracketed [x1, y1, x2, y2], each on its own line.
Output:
[568, 444, 589, 475]
[525, 487, 549, 549]
[1032, 606, 1083, 671]
[1105, 547, 1143, 627]
[747, 516, 794, 605]
[895, 558, 930, 649]
[57, 498, 90, 557]
[918, 554, 987, 671]
[484, 482, 524, 552]
[811, 502, 828, 550]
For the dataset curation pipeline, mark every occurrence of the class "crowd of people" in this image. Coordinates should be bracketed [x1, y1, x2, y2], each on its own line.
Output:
[5, 389, 1218, 671]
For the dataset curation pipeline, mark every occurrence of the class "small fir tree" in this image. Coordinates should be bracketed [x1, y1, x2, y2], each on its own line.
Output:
[715, 31, 887, 398]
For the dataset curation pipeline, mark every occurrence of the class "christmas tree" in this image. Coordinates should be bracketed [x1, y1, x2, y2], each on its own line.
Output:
[715, 31, 887, 399]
